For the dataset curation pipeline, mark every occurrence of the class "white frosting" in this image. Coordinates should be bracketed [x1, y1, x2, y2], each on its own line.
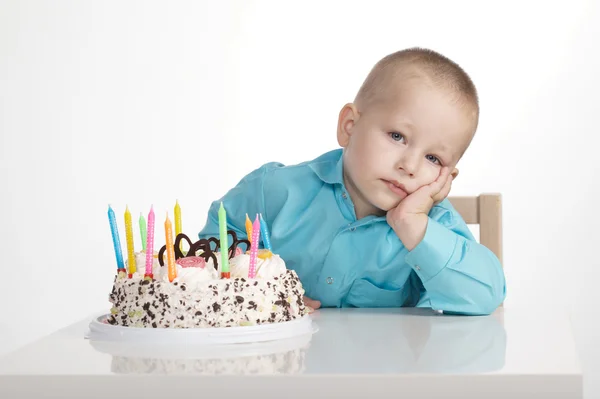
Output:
[123, 251, 161, 274]
[110, 268, 307, 328]
[110, 249, 307, 329]
[229, 253, 287, 279]
[157, 262, 218, 288]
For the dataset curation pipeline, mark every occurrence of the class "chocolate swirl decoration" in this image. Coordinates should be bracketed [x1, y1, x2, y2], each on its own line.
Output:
[158, 230, 250, 271]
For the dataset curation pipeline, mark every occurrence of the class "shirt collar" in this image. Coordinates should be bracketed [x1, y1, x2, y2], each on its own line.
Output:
[309, 149, 345, 185]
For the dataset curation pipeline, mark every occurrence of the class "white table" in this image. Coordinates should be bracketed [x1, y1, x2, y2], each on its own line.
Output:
[0, 308, 582, 398]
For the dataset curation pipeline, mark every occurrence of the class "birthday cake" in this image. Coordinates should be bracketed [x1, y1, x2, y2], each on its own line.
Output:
[106, 205, 308, 329]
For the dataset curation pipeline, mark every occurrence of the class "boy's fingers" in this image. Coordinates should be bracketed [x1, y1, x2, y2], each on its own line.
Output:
[433, 176, 453, 204]
[428, 167, 450, 197]
[303, 296, 321, 310]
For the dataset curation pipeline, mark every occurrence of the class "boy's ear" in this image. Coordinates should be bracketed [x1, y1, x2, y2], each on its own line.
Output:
[451, 168, 459, 180]
[337, 103, 360, 147]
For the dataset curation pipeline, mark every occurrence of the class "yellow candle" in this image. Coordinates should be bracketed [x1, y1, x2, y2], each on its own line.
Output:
[124, 205, 136, 276]
[245, 213, 253, 245]
[174, 200, 182, 251]
[165, 213, 177, 282]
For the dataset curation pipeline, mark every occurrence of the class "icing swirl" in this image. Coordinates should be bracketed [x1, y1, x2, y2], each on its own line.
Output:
[229, 253, 286, 279]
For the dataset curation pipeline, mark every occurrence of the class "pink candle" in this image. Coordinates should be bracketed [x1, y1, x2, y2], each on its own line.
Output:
[144, 205, 155, 278]
[248, 214, 261, 279]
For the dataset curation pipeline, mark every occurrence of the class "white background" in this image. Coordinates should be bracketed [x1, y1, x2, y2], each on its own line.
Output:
[1, 0, 599, 395]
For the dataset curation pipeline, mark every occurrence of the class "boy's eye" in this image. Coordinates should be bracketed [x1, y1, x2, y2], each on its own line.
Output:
[389, 132, 405, 142]
[426, 154, 441, 165]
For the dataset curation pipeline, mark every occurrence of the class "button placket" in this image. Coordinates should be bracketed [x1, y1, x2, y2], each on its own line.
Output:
[316, 227, 349, 307]
[335, 185, 355, 221]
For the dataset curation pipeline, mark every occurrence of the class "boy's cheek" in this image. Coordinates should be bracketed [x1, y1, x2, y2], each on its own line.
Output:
[412, 179, 434, 192]
[421, 170, 443, 187]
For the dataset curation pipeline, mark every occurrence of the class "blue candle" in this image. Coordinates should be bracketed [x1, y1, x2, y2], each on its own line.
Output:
[108, 205, 125, 270]
[259, 213, 272, 251]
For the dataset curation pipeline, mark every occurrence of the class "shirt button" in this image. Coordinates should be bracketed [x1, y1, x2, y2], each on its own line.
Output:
[326, 277, 334, 284]
[342, 192, 348, 199]
[415, 265, 421, 271]
[350, 227, 356, 232]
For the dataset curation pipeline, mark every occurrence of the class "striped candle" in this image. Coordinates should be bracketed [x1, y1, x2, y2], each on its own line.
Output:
[248, 214, 261, 279]
[144, 205, 155, 278]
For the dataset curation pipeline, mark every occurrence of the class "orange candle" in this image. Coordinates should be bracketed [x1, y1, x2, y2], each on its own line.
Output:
[245, 213, 253, 244]
[174, 200, 182, 251]
[164, 212, 177, 282]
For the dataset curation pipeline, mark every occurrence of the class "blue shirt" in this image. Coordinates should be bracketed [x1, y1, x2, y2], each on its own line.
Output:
[198, 149, 506, 315]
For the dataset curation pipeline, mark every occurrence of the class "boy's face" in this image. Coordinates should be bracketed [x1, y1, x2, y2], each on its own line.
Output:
[338, 78, 476, 218]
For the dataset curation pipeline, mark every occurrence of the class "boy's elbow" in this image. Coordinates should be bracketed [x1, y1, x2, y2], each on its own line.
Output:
[470, 277, 506, 316]
[488, 278, 507, 314]
[446, 277, 506, 316]
[484, 257, 507, 314]
[478, 288, 505, 315]
[475, 250, 506, 315]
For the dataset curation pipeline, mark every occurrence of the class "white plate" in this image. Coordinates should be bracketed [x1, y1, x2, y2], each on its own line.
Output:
[86, 314, 316, 345]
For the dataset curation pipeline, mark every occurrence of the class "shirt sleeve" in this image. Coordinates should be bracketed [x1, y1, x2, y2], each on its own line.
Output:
[404, 202, 507, 315]
[198, 163, 281, 244]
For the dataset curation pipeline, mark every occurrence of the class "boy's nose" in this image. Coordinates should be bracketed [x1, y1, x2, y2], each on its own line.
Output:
[396, 154, 419, 177]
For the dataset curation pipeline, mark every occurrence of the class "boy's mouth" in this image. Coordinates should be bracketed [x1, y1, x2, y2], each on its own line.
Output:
[382, 179, 409, 199]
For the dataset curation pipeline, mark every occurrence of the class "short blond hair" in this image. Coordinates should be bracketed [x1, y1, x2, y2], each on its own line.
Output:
[355, 47, 479, 127]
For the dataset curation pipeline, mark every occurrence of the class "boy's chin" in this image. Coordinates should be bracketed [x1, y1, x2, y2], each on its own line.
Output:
[372, 198, 402, 213]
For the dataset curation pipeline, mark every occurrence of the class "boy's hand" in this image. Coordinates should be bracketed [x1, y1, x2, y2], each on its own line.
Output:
[303, 296, 321, 313]
[386, 167, 453, 251]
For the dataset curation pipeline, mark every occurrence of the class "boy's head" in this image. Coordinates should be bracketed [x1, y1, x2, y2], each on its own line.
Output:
[337, 47, 479, 218]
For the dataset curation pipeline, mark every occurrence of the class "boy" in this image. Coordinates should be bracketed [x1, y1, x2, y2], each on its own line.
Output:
[199, 47, 506, 315]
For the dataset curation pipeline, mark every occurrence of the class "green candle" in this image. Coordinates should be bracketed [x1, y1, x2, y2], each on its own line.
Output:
[139, 212, 147, 251]
[218, 202, 230, 277]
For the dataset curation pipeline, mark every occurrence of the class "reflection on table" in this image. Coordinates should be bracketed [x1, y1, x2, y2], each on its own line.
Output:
[87, 307, 505, 375]
[306, 308, 506, 374]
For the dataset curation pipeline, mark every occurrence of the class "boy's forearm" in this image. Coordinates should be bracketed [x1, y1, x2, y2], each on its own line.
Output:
[403, 217, 506, 315]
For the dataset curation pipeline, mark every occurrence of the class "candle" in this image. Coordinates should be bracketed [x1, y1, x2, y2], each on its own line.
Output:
[139, 213, 147, 251]
[144, 205, 155, 278]
[108, 205, 125, 272]
[245, 213, 253, 245]
[218, 202, 230, 278]
[249, 214, 261, 279]
[174, 200, 182, 251]
[124, 205, 136, 277]
[164, 212, 177, 282]
[259, 213, 272, 251]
